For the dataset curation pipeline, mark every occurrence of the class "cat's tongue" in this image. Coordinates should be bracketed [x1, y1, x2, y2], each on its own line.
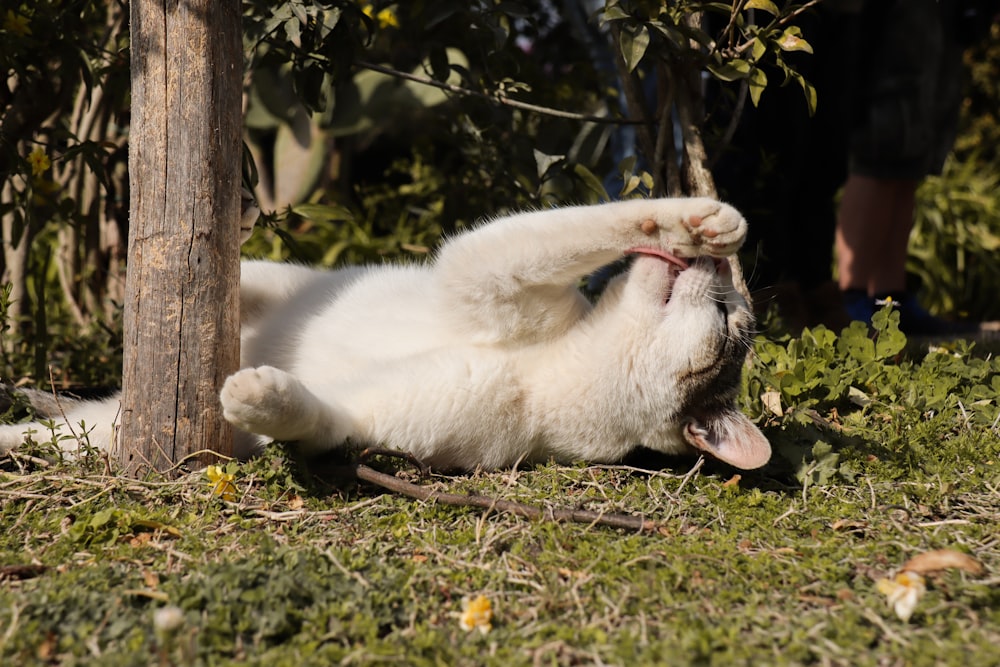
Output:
[626, 247, 689, 270]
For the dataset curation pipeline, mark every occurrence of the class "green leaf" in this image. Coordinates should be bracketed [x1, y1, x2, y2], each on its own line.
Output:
[602, 5, 630, 22]
[777, 27, 813, 53]
[284, 15, 301, 45]
[748, 67, 767, 106]
[620, 25, 650, 73]
[621, 174, 642, 197]
[317, 8, 341, 40]
[533, 150, 565, 179]
[798, 77, 818, 116]
[650, 21, 687, 50]
[291, 203, 354, 223]
[837, 322, 875, 364]
[796, 440, 841, 487]
[745, 0, 780, 14]
[706, 58, 751, 82]
[872, 308, 907, 359]
[428, 46, 451, 83]
[572, 164, 610, 203]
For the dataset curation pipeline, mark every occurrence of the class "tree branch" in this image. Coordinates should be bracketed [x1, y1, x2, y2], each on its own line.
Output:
[606, 25, 658, 166]
[355, 61, 643, 126]
[731, 0, 826, 56]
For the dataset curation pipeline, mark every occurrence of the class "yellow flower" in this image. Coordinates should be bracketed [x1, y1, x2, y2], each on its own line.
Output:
[375, 8, 399, 29]
[876, 571, 925, 622]
[3, 10, 31, 36]
[459, 595, 492, 634]
[205, 464, 238, 502]
[361, 4, 399, 29]
[27, 147, 50, 177]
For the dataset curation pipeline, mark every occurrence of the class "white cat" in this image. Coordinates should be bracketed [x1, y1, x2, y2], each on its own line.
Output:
[0, 197, 770, 471]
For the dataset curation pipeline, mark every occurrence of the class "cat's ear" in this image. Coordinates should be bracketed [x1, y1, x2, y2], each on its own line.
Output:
[683, 411, 771, 470]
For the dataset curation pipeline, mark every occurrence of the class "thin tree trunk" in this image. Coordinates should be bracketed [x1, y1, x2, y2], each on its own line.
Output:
[121, 0, 242, 476]
[1, 176, 32, 334]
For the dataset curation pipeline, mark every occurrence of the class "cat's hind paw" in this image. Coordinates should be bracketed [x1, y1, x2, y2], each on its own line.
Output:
[220, 366, 318, 442]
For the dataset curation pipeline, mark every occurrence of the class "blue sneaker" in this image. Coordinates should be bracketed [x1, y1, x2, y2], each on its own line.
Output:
[842, 289, 875, 324]
[877, 293, 979, 337]
[842, 290, 978, 336]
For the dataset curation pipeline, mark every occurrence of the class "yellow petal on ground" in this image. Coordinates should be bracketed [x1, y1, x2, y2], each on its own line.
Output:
[876, 571, 925, 622]
[459, 595, 493, 634]
[205, 465, 238, 501]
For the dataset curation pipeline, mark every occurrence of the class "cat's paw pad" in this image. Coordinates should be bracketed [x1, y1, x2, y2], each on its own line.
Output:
[220, 366, 306, 437]
[683, 201, 746, 255]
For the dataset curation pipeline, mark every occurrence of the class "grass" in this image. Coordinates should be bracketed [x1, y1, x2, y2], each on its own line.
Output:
[1, 320, 999, 666]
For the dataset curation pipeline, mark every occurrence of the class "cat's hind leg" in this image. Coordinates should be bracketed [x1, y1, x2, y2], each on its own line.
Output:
[0, 392, 120, 457]
[220, 366, 355, 450]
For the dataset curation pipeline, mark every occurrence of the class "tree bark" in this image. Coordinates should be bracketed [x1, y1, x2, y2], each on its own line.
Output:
[121, 0, 242, 476]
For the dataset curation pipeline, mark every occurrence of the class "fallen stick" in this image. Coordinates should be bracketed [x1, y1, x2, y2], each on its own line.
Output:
[341, 449, 657, 533]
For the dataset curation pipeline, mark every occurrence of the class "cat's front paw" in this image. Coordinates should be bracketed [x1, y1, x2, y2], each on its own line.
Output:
[220, 366, 314, 441]
[680, 200, 746, 257]
[638, 198, 747, 258]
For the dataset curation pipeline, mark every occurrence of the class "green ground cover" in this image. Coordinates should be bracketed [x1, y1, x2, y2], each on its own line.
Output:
[1, 313, 998, 666]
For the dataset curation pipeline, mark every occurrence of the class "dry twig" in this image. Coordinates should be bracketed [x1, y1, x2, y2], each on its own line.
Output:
[344, 449, 657, 532]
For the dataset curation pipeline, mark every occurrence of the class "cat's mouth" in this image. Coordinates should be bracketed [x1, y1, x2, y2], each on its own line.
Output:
[626, 247, 726, 271]
[626, 247, 689, 271]
[626, 248, 727, 295]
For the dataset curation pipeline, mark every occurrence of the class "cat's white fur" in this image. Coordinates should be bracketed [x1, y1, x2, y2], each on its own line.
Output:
[0, 197, 770, 470]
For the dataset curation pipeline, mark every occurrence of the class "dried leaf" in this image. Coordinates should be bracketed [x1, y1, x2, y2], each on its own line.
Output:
[830, 519, 868, 532]
[761, 390, 783, 417]
[901, 549, 985, 576]
[722, 474, 742, 487]
[143, 569, 160, 590]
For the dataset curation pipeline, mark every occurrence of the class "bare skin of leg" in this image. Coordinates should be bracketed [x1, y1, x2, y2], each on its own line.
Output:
[836, 174, 920, 295]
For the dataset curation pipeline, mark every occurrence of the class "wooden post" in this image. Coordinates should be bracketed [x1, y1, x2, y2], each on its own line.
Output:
[122, 0, 242, 475]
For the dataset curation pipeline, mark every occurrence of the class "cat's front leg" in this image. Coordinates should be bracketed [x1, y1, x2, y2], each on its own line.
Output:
[220, 366, 352, 449]
[438, 197, 746, 293]
[433, 197, 748, 342]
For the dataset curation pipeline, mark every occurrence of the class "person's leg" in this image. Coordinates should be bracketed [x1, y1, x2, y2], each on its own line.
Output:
[837, 173, 977, 334]
[835, 174, 904, 294]
[868, 179, 918, 296]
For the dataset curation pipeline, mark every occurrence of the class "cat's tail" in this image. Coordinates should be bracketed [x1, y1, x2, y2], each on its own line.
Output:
[0, 385, 120, 457]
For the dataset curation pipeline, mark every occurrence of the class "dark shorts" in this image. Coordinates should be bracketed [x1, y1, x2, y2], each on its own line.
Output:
[848, 0, 965, 179]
